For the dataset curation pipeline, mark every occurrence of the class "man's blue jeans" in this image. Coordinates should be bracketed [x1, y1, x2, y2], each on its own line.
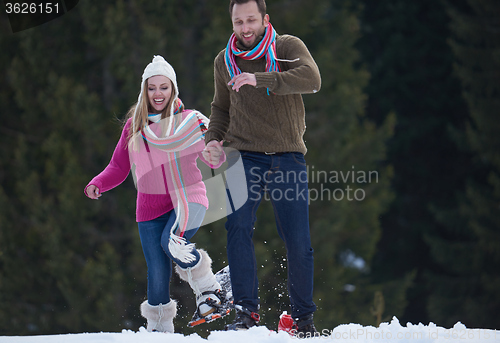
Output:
[225, 151, 316, 319]
[138, 202, 206, 306]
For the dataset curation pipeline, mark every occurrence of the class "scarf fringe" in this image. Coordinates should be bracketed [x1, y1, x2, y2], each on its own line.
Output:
[169, 234, 197, 263]
[276, 57, 300, 63]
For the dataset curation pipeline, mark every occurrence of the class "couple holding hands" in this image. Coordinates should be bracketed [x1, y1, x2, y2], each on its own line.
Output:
[84, 0, 320, 336]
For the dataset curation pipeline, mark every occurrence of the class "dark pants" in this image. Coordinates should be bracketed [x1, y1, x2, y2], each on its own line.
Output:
[225, 151, 316, 318]
[138, 203, 206, 305]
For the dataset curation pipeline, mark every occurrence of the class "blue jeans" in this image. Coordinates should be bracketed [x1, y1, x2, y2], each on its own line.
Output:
[225, 151, 316, 319]
[138, 202, 206, 306]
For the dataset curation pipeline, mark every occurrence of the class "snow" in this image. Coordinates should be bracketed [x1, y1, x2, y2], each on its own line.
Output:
[0, 318, 498, 343]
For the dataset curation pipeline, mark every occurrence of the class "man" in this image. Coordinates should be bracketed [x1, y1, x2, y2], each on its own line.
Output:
[203, 0, 321, 334]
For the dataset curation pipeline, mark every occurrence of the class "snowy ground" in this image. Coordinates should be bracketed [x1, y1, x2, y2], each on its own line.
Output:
[0, 317, 498, 343]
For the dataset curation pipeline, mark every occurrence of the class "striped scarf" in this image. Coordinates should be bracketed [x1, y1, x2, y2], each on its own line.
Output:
[225, 23, 281, 93]
[141, 105, 209, 263]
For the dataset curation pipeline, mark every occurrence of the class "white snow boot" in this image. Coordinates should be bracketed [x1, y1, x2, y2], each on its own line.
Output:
[140, 300, 177, 333]
[175, 249, 228, 326]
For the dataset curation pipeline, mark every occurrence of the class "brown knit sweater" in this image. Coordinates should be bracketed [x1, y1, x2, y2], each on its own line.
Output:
[205, 34, 321, 155]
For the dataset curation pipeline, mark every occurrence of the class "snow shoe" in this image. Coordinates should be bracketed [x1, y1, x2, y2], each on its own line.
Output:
[225, 304, 260, 331]
[188, 288, 232, 327]
[187, 265, 234, 327]
[214, 265, 233, 303]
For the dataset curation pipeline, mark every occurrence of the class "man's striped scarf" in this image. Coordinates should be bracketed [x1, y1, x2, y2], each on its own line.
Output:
[141, 103, 209, 263]
[225, 23, 281, 93]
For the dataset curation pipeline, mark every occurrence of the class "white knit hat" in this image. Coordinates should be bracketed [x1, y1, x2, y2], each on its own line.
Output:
[141, 55, 179, 99]
[133, 55, 179, 133]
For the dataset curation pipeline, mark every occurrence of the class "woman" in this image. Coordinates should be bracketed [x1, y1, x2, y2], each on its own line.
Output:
[84, 56, 226, 333]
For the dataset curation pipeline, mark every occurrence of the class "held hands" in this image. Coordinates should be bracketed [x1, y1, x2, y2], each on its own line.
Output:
[86, 185, 101, 200]
[228, 72, 256, 92]
[203, 140, 224, 166]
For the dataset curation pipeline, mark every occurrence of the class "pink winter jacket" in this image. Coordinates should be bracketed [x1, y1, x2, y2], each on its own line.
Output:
[85, 110, 224, 222]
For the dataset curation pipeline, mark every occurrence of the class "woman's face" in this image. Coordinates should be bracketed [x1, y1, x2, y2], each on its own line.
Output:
[147, 75, 172, 113]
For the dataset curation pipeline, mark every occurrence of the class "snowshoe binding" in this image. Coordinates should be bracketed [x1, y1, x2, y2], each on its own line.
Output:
[225, 304, 260, 331]
[188, 266, 234, 327]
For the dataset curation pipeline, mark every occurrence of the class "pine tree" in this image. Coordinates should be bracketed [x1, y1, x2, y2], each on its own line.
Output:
[0, 1, 147, 334]
[355, 0, 472, 325]
[425, 0, 500, 329]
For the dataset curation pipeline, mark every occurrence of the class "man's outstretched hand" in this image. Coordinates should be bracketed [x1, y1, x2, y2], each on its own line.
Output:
[228, 72, 257, 92]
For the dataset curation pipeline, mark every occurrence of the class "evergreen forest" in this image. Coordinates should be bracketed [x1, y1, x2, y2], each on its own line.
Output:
[0, 0, 498, 336]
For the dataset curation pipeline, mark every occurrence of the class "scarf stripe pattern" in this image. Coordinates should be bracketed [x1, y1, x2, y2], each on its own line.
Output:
[225, 23, 281, 93]
[141, 110, 209, 263]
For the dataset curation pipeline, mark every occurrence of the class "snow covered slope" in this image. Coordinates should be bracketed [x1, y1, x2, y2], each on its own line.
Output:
[0, 317, 498, 343]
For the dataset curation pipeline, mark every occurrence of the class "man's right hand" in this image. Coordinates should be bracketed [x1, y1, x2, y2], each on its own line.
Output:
[203, 140, 224, 166]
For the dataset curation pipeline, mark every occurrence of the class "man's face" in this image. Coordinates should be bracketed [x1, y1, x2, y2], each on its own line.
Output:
[231, 1, 269, 48]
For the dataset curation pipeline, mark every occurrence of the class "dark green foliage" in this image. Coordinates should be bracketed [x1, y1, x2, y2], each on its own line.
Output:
[424, 0, 500, 329]
[356, 0, 500, 329]
[355, 0, 471, 326]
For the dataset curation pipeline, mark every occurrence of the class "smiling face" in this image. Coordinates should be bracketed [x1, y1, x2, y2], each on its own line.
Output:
[231, 1, 269, 48]
[147, 75, 173, 113]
